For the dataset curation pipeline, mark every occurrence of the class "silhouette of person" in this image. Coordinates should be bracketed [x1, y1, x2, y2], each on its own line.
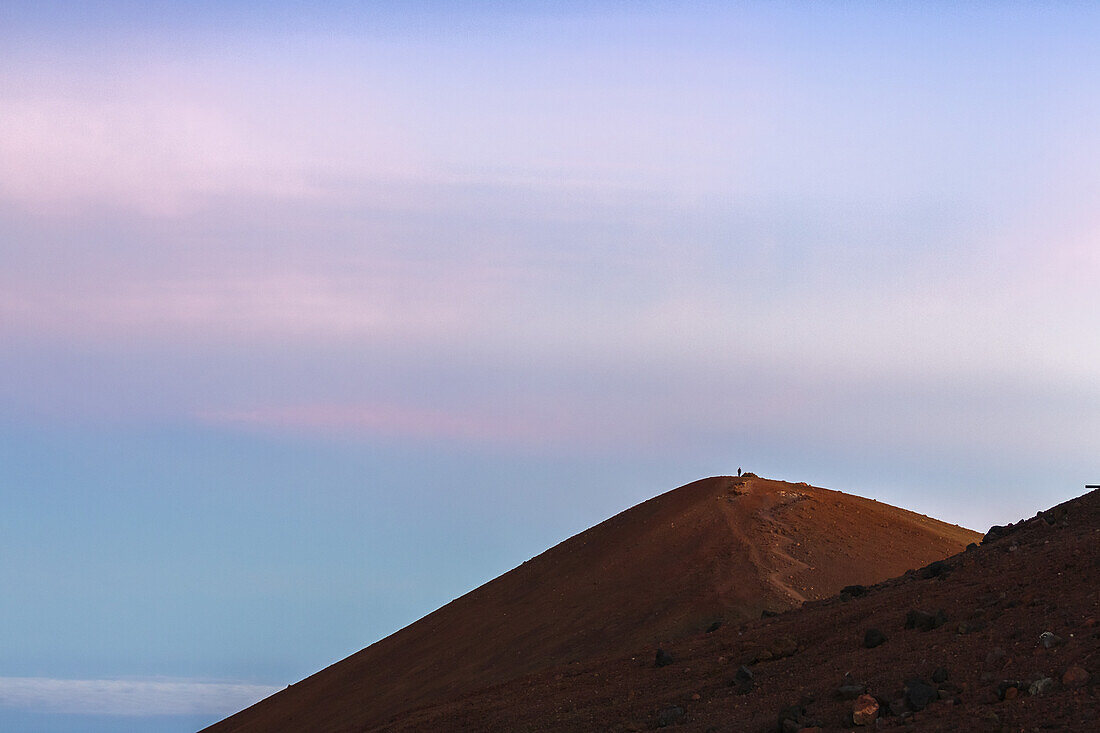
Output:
[737, 467, 742, 477]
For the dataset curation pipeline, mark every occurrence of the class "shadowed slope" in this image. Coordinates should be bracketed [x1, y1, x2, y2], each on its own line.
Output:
[205, 476, 979, 733]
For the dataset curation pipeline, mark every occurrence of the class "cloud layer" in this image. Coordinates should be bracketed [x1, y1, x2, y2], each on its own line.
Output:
[0, 677, 279, 716]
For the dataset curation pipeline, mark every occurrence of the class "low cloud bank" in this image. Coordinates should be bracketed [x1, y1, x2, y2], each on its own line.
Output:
[0, 677, 281, 716]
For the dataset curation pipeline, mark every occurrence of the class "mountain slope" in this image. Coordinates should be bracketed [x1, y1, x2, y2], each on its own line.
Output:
[205, 476, 979, 733]
[387, 487, 1098, 732]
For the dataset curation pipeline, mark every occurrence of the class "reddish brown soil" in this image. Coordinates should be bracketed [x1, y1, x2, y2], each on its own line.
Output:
[205, 476, 980, 733]
[376, 488, 1100, 732]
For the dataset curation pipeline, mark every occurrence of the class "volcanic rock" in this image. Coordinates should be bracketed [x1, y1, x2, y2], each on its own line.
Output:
[862, 628, 887, 648]
[777, 704, 807, 733]
[836, 683, 865, 701]
[1063, 666, 1090, 688]
[656, 705, 683, 727]
[904, 679, 937, 711]
[768, 635, 798, 659]
[904, 608, 947, 631]
[852, 694, 879, 725]
[996, 680, 1021, 700]
[730, 664, 754, 695]
[1038, 631, 1063, 649]
[1028, 677, 1054, 696]
[919, 559, 950, 579]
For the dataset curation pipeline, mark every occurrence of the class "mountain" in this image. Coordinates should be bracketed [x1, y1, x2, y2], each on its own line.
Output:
[358, 487, 1100, 732]
[205, 476, 980, 732]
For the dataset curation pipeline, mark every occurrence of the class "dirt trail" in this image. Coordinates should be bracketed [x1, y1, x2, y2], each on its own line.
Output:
[716, 479, 812, 605]
[755, 488, 813, 604]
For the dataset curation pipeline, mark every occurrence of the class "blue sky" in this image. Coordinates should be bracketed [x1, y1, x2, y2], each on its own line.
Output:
[2, 2, 1099, 731]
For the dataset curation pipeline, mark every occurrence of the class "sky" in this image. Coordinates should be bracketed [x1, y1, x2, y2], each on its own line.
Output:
[2, 2, 1099, 730]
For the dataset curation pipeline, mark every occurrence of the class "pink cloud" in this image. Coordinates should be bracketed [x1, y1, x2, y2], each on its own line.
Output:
[0, 57, 422, 218]
[201, 404, 575, 447]
[196, 400, 677, 452]
[0, 271, 479, 344]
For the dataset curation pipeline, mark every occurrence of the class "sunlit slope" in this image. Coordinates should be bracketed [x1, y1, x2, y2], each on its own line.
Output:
[205, 476, 979, 733]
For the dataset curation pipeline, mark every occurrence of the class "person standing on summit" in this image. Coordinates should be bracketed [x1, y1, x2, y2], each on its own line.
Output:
[737, 467, 742, 477]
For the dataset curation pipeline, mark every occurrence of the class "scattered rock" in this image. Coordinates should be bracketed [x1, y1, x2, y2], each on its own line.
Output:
[657, 705, 684, 727]
[690, 692, 701, 701]
[852, 694, 879, 725]
[1028, 677, 1055, 696]
[768, 635, 798, 659]
[776, 704, 821, 733]
[919, 560, 950, 579]
[777, 704, 805, 733]
[1062, 666, 1090, 688]
[841, 584, 869, 598]
[1038, 631, 1064, 649]
[905, 608, 948, 631]
[655, 649, 674, 667]
[905, 679, 937, 711]
[983, 524, 1013, 543]
[731, 665, 754, 695]
[705, 620, 723, 633]
[863, 628, 887, 648]
[761, 609, 780, 618]
[836, 683, 866, 701]
[977, 687, 1000, 705]
[739, 645, 768, 665]
[932, 667, 949, 684]
[996, 680, 1021, 700]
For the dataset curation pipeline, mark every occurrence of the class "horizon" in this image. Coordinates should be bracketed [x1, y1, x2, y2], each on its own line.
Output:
[2, 2, 1099, 731]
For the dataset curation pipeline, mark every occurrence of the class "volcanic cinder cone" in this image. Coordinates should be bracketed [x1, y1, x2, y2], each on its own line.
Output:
[205, 476, 980, 733]
[377, 488, 1099, 733]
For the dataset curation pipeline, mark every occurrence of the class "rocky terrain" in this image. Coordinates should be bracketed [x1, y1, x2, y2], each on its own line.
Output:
[205, 476, 988, 732]
[377, 486, 1099, 732]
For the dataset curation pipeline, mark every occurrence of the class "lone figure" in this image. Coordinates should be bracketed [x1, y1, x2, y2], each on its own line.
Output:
[737, 467, 742, 477]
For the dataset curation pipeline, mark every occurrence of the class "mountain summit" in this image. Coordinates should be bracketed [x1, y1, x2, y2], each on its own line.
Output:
[205, 476, 979, 732]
